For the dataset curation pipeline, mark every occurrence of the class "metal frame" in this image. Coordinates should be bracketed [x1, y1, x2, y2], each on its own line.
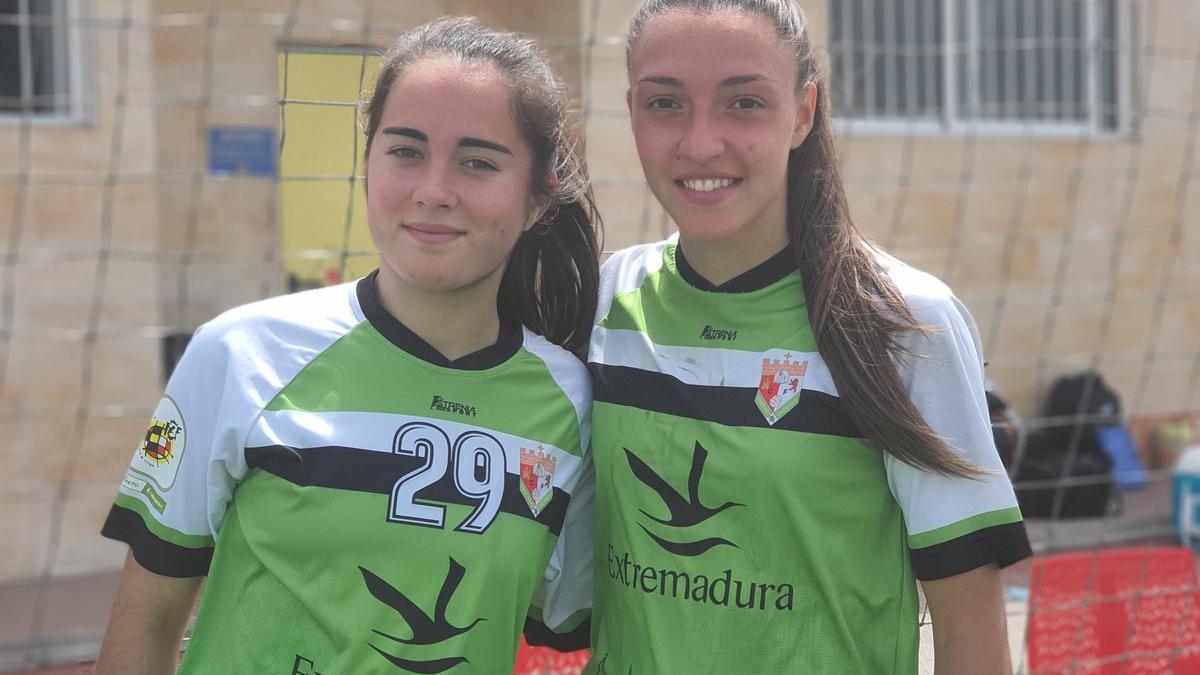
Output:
[0, 0, 91, 127]
[831, 0, 1132, 139]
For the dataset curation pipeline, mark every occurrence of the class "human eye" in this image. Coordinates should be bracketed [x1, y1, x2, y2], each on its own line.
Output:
[729, 97, 765, 110]
[462, 157, 499, 172]
[646, 96, 682, 111]
[387, 146, 423, 160]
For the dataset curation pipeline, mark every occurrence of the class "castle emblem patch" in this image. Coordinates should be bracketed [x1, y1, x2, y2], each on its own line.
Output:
[755, 352, 808, 425]
[519, 445, 556, 517]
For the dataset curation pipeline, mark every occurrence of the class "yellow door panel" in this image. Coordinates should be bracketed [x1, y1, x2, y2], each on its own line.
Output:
[277, 49, 381, 290]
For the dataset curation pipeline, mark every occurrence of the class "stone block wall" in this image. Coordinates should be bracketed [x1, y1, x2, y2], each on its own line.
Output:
[1, 0, 1196, 583]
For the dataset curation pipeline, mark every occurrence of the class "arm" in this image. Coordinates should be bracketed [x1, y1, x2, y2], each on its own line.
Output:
[921, 563, 1012, 675]
[525, 454, 595, 651]
[94, 552, 204, 675]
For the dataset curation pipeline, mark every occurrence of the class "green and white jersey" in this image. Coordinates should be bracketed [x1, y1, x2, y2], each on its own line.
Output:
[101, 271, 594, 674]
[586, 237, 1031, 675]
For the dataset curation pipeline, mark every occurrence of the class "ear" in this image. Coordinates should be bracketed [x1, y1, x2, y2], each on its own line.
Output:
[790, 81, 818, 149]
[524, 206, 543, 232]
[525, 195, 550, 233]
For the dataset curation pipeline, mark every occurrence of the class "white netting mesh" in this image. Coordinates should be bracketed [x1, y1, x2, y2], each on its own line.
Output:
[1, 1, 1198, 672]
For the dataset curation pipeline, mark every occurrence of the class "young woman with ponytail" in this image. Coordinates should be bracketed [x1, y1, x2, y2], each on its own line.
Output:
[586, 1, 1030, 672]
[95, 18, 599, 673]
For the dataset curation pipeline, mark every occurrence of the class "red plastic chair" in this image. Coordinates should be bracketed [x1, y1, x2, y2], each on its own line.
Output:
[1026, 547, 1200, 674]
[512, 638, 590, 675]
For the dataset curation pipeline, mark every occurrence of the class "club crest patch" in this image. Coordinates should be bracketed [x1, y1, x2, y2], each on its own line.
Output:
[755, 352, 808, 425]
[519, 445, 556, 517]
[128, 395, 187, 492]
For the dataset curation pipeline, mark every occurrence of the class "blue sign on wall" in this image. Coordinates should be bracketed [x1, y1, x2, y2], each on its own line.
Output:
[207, 126, 277, 177]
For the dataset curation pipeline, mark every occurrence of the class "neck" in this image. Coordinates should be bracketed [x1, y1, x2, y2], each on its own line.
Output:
[677, 227, 789, 287]
[374, 265, 503, 361]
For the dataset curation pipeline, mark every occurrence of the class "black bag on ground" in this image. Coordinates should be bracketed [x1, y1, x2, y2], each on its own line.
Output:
[1044, 371, 1121, 444]
[1013, 371, 1120, 518]
[1014, 431, 1115, 518]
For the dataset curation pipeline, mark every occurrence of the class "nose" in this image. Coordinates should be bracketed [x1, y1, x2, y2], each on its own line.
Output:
[677, 109, 724, 162]
[411, 162, 457, 210]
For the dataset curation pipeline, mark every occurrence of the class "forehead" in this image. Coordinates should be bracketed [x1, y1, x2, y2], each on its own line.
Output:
[629, 9, 796, 86]
[379, 55, 521, 143]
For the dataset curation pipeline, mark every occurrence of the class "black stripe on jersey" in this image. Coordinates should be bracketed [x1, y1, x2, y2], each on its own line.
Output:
[908, 521, 1033, 580]
[245, 445, 570, 536]
[591, 364, 863, 438]
[100, 505, 214, 578]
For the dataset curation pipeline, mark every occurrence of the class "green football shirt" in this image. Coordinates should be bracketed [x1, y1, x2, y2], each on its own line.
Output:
[585, 238, 1030, 674]
[102, 271, 594, 673]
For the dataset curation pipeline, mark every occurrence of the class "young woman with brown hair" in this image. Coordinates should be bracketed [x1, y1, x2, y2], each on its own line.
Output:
[585, 1, 1031, 672]
[95, 17, 599, 673]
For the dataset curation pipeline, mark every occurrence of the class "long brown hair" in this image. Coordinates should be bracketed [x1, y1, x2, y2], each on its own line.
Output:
[361, 17, 602, 356]
[628, 0, 977, 477]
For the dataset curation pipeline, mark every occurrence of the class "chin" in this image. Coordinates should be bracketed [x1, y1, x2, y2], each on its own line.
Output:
[671, 216, 748, 243]
[403, 273, 470, 294]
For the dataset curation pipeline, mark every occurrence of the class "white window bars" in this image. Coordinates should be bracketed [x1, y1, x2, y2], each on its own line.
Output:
[0, 0, 88, 125]
[829, 0, 1128, 136]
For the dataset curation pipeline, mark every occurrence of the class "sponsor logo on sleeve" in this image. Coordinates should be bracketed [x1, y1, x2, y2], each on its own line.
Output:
[127, 395, 187, 494]
[755, 352, 808, 425]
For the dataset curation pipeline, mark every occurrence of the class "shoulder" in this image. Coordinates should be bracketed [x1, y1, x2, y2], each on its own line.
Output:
[599, 237, 674, 290]
[872, 247, 974, 337]
[188, 281, 364, 368]
[520, 329, 592, 454]
[596, 236, 675, 324]
[520, 329, 591, 403]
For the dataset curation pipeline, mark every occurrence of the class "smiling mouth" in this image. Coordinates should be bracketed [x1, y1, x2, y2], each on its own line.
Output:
[402, 224, 464, 243]
[677, 178, 740, 193]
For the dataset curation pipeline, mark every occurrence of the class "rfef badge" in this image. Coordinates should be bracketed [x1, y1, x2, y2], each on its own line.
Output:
[755, 352, 808, 425]
[519, 445, 556, 517]
[129, 395, 188, 492]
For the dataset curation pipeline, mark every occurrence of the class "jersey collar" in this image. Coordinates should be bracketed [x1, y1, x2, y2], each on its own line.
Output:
[357, 270, 523, 370]
[674, 243, 797, 293]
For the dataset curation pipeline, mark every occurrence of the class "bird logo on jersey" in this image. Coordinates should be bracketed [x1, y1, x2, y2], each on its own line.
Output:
[519, 445, 556, 517]
[360, 557, 484, 672]
[624, 442, 743, 556]
[755, 353, 808, 425]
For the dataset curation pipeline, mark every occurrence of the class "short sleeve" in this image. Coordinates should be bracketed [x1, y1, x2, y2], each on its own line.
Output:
[885, 289, 1032, 581]
[528, 449, 594, 633]
[100, 323, 246, 578]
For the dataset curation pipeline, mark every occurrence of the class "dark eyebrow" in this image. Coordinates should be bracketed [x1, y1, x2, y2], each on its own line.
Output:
[637, 74, 773, 88]
[379, 127, 510, 156]
[459, 137, 512, 155]
[719, 74, 772, 87]
[638, 75, 682, 87]
[381, 126, 426, 142]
